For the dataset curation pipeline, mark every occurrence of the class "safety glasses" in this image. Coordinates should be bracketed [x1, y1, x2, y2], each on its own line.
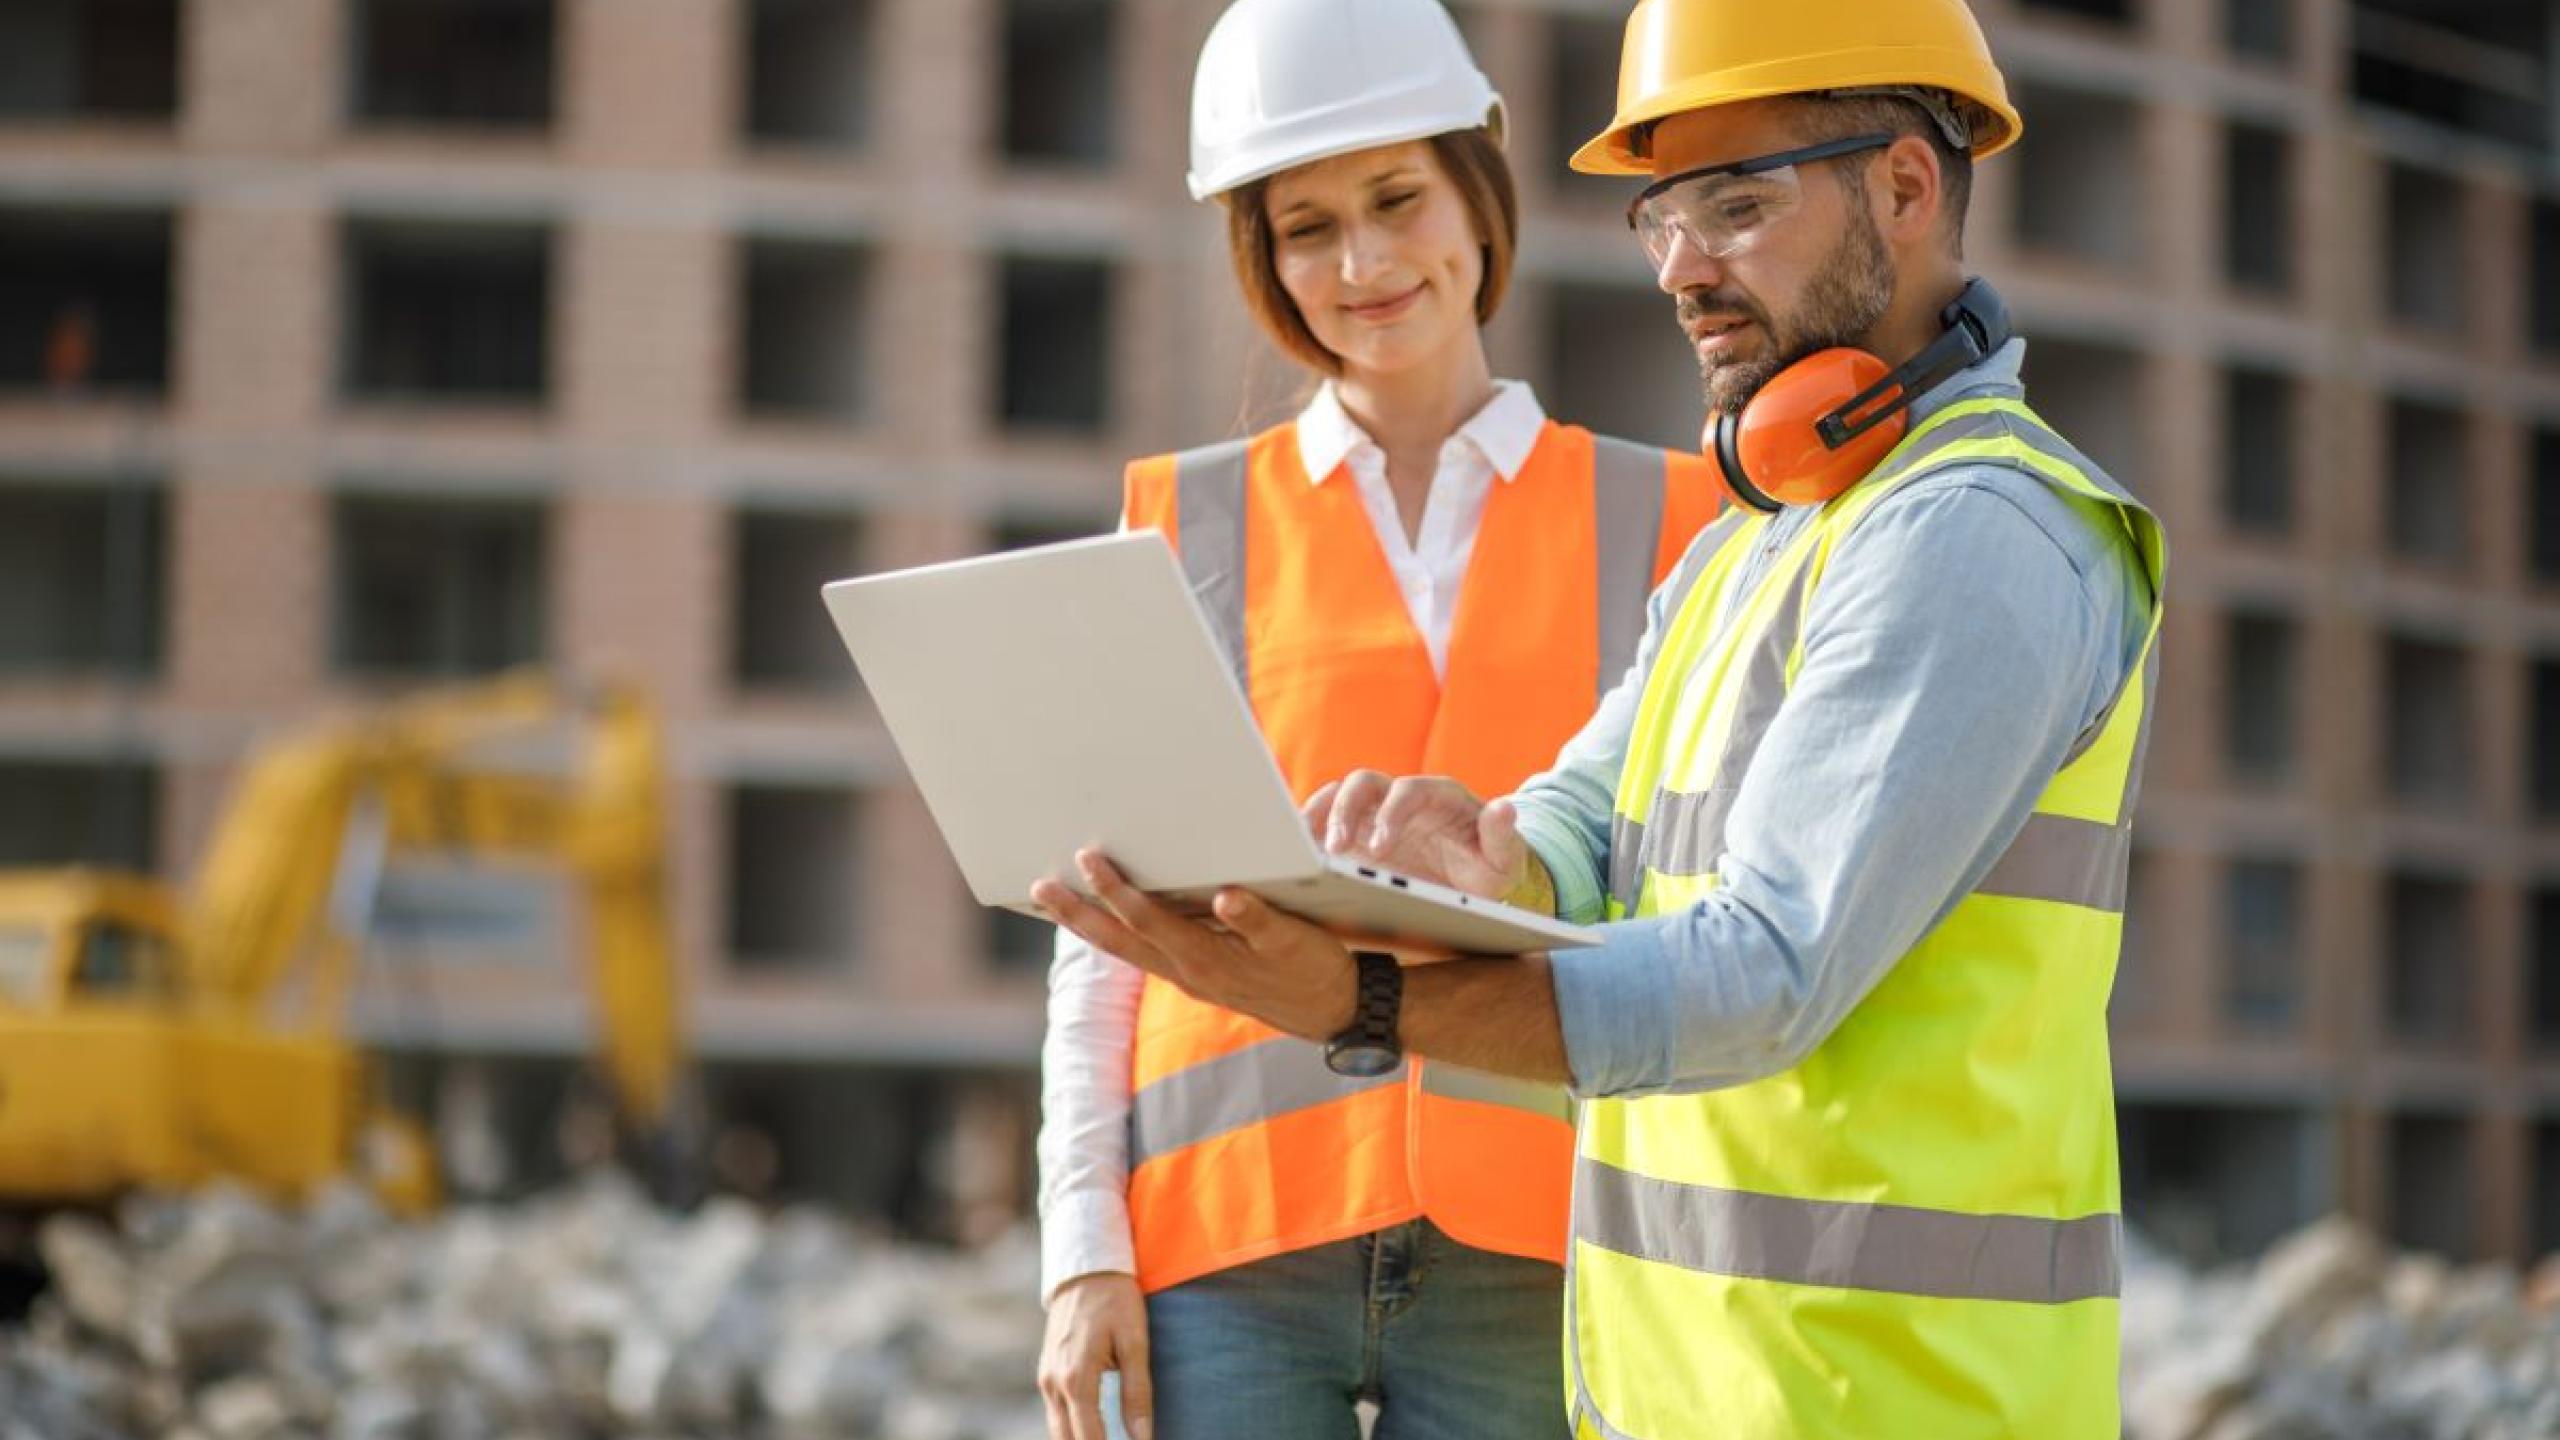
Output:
[1626, 133, 1896, 270]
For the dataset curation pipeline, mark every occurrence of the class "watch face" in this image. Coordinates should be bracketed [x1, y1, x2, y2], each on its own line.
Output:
[1325, 1037, 1402, 1078]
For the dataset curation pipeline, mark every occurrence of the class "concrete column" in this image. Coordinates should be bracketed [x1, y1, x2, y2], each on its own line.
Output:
[2151, 846, 2223, 1044]
[181, 0, 340, 153]
[2339, 1098, 2386, 1238]
[2472, 178, 2529, 371]
[879, 0, 992, 184]
[2480, 1103, 2527, 1263]
[860, 507, 981, 1000]
[166, 197, 334, 717]
[561, 0, 740, 169]
[553, 1, 739, 1000]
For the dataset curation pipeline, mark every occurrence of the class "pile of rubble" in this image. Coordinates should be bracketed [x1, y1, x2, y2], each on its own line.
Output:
[1, 1176, 1047, 1440]
[2123, 1219, 2560, 1440]
[10, 1182, 2558, 1440]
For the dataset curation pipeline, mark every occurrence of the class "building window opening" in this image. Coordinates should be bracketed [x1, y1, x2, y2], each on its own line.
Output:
[353, 0, 555, 130]
[747, 0, 874, 149]
[2384, 871, 2472, 1049]
[1000, 0, 1115, 167]
[727, 784, 859, 969]
[733, 507, 864, 691]
[741, 239, 872, 423]
[0, 479, 163, 676]
[0, 0, 179, 122]
[0, 206, 172, 397]
[333, 494, 549, 677]
[997, 256, 1111, 432]
[343, 220, 551, 404]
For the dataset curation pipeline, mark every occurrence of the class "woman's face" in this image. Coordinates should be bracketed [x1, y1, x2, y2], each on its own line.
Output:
[1264, 140, 1484, 379]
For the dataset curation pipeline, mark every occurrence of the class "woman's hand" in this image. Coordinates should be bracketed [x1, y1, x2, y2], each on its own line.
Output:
[1038, 1272, 1153, 1440]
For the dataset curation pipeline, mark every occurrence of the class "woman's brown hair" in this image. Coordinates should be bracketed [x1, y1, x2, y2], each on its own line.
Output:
[1218, 128, 1518, 378]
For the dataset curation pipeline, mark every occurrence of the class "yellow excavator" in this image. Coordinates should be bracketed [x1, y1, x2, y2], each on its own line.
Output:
[0, 673, 682, 1215]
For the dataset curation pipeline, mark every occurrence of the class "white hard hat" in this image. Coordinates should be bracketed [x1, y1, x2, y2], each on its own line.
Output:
[1187, 0, 1504, 202]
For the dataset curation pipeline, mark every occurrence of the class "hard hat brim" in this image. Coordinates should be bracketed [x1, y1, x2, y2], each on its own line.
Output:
[1190, 102, 1506, 202]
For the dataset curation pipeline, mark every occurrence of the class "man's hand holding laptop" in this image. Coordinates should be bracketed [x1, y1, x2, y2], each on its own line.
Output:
[1030, 772, 1550, 1043]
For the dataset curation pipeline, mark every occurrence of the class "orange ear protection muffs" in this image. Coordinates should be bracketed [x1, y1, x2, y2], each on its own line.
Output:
[1706, 277, 2013, 513]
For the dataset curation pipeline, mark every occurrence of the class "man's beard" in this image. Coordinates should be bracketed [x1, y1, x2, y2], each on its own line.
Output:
[1690, 209, 1897, 417]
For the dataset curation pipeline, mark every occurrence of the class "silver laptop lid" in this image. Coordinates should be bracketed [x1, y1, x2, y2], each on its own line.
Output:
[821, 533, 1325, 911]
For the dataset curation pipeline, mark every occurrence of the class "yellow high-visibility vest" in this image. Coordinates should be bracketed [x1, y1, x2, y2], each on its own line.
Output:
[1570, 394, 2167, 1439]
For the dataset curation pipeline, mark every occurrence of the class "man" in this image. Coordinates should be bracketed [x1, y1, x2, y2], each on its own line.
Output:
[1035, 1, 2164, 1434]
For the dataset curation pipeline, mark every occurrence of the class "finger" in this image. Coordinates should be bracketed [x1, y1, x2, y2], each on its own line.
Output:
[1215, 889, 1341, 965]
[1376, 776, 1487, 855]
[1301, 780, 1341, 840]
[1210, 887, 1281, 943]
[1117, 1343, 1155, 1440]
[1478, 797, 1528, 872]
[1076, 851, 1181, 937]
[1059, 1363, 1100, 1434]
[1364, 776, 1443, 854]
[1065, 1368, 1105, 1440]
[1032, 880, 1153, 970]
[1041, 1379, 1072, 1440]
[1325, 770, 1392, 852]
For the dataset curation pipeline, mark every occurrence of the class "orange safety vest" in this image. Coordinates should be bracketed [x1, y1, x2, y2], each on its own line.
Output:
[1119, 419, 1718, 1294]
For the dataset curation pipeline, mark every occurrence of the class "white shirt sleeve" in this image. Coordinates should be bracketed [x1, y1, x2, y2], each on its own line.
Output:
[1035, 921, 1145, 1304]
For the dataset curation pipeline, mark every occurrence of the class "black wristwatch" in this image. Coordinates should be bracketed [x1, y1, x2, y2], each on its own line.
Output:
[1324, 951, 1405, 1077]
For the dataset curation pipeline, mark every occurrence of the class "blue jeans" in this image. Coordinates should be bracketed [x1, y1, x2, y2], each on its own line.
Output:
[1102, 1219, 1567, 1440]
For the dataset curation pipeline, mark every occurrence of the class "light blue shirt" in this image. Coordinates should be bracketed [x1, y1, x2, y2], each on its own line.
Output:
[1513, 339, 2156, 1099]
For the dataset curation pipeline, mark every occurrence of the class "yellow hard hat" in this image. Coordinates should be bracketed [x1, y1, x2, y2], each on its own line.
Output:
[1569, 0, 2024, 176]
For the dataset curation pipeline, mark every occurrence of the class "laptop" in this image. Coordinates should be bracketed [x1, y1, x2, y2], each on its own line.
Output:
[820, 532, 1599, 957]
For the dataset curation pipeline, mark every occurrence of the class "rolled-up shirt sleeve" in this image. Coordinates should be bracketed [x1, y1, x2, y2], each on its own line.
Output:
[1548, 474, 2138, 1099]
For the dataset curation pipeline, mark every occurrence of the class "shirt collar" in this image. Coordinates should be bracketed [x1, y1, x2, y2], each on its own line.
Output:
[1296, 380, 1549, 487]
[1907, 336, 2027, 431]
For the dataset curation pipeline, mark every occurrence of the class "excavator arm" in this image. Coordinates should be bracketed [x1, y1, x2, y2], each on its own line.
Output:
[180, 673, 684, 1128]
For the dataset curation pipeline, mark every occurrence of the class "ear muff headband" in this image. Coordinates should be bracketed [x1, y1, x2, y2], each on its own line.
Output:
[1814, 278, 2010, 451]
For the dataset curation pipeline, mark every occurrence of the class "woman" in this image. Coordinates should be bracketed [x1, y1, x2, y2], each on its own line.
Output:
[1035, 2, 1717, 1436]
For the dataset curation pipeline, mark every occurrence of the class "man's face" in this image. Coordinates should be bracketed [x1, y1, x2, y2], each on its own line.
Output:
[1644, 102, 1899, 417]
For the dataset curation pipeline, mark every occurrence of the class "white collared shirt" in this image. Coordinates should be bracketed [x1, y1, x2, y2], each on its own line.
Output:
[1035, 380, 1551, 1303]
[1294, 378, 1548, 677]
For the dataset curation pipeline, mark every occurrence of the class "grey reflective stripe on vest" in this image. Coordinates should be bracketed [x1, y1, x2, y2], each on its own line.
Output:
[1590, 436, 1669, 700]
[1657, 507, 1755, 634]
[1607, 812, 1646, 916]
[1976, 813, 2132, 911]
[1632, 784, 1738, 885]
[1129, 1040, 1570, 1168]
[1174, 439, 1252, 689]
[1575, 1155, 2122, 1305]
[1603, 511, 1760, 916]
[2118, 643, 2163, 813]
[1418, 1059, 1572, 1124]
[1635, 795, 2130, 914]
[1127, 1036, 1398, 1168]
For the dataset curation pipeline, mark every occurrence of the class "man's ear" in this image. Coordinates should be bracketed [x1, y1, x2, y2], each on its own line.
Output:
[1876, 135, 1943, 242]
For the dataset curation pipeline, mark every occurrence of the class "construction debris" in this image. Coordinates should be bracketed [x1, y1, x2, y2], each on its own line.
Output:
[2, 1177, 1047, 1440]
[8, 1186, 2557, 1440]
[2123, 1219, 2560, 1440]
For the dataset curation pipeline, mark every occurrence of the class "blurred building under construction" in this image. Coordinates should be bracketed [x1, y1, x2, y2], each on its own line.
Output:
[0, 0, 2556, 1259]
